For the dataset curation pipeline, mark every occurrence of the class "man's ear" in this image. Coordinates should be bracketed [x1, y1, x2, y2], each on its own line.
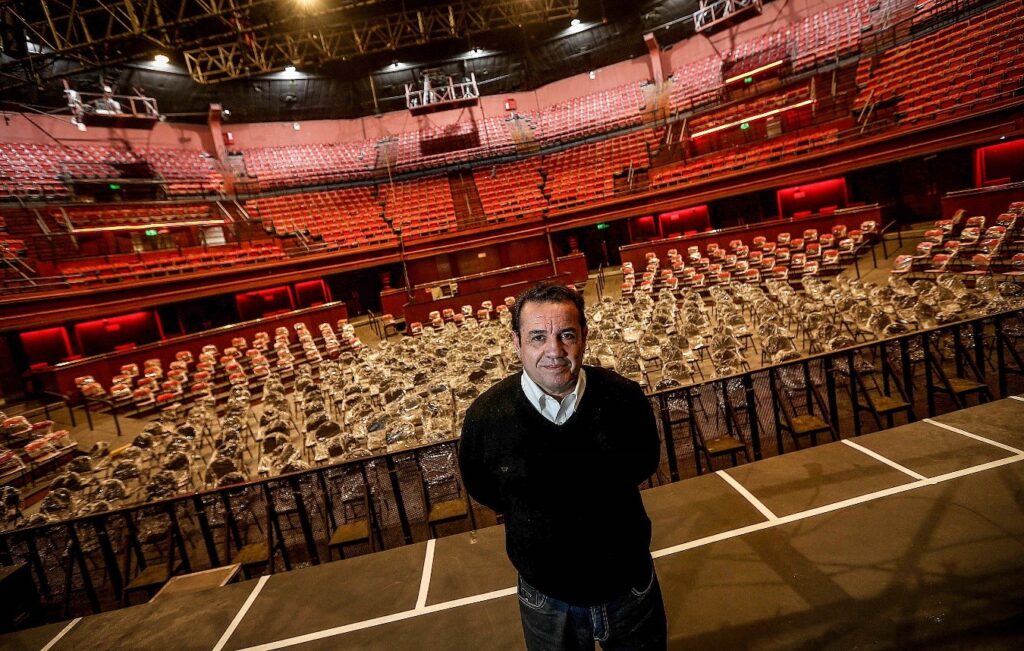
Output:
[511, 329, 521, 354]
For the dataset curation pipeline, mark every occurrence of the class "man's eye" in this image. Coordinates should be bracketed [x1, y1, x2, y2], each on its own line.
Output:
[561, 333, 577, 342]
[531, 335, 545, 343]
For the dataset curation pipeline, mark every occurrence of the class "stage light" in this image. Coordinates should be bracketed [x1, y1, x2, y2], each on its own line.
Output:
[154, 54, 169, 65]
[284, 65, 297, 73]
[571, 18, 581, 26]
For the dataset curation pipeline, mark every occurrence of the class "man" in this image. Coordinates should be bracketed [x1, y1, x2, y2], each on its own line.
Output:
[459, 282, 666, 650]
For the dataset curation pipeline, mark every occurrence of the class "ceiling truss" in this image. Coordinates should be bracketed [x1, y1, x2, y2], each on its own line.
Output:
[0, 0, 578, 90]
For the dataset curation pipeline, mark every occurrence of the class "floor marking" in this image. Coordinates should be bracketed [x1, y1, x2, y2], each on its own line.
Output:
[235, 586, 518, 651]
[415, 539, 435, 610]
[212, 574, 270, 651]
[1009, 395, 1024, 403]
[716, 470, 779, 521]
[842, 439, 928, 480]
[240, 452, 1024, 650]
[923, 418, 1024, 455]
[40, 617, 81, 651]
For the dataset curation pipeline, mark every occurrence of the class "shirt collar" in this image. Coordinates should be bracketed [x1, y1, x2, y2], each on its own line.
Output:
[520, 367, 587, 425]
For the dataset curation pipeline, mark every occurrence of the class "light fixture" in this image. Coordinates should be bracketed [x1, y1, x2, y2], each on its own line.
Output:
[391, 60, 400, 69]
[284, 65, 297, 73]
[472, 47, 481, 54]
[292, 122, 301, 130]
[589, 70, 596, 80]
[154, 54, 169, 65]
[571, 18, 581, 26]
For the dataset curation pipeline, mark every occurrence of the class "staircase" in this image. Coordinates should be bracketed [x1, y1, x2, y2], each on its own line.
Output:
[448, 171, 487, 230]
[613, 168, 650, 195]
[374, 138, 399, 177]
[507, 117, 541, 154]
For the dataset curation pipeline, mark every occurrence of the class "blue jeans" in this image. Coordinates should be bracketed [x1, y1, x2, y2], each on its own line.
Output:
[517, 564, 667, 651]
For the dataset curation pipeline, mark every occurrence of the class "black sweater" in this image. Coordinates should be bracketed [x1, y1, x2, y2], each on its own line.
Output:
[458, 366, 660, 605]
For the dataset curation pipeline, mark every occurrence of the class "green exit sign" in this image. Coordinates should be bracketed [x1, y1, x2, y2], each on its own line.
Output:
[740, 122, 750, 130]
[108, 183, 121, 190]
[144, 228, 158, 236]
[596, 222, 610, 231]
[744, 76, 753, 84]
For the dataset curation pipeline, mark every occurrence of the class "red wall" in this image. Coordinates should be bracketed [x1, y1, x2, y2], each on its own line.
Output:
[0, 112, 213, 151]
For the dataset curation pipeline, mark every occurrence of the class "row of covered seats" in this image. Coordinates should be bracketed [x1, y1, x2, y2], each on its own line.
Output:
[623, 221, 877, 294]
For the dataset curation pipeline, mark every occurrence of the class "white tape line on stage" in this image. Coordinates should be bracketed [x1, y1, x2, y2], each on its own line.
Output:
[237, 451, 1024, 650]
[212, 574, 270, 651]
[1010, 395, 1024, 403]
[716, 470, 779, 521]
[415, 538, 436, 610]
[40, 617, 81, 651]
[842, 439, 928, 480]
[923, 418, 1024, 455]
[235, 586, 518, 651]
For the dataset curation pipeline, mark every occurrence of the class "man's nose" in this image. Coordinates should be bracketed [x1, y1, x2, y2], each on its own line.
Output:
[544, 336, 566, 356]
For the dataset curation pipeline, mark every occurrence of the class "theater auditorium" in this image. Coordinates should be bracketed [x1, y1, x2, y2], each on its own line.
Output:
[1, 0, 1023, 648]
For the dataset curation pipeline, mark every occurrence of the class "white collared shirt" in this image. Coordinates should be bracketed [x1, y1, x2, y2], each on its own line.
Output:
[520, 367, 587, 425]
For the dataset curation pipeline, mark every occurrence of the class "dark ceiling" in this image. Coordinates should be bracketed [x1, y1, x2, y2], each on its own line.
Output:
[0, 0, 706, 123]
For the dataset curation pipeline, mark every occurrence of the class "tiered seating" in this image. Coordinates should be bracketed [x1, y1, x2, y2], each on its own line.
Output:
[473, 160, 547, 223]
[59, 242, 285, 285]
[533, 82, 649, 143]
[789, 0, 870, 71]
[393, 116, 517, 171]
[50, 203, 218, 231]
[853, 0, 1024, 126]
[241, 141, 377, 190]
[688, 84, 812, 135]
[0, 143, 223, 197]
[667, 0, 870, 112]
[138, 147, 223, 195]
[250, 187, 392, 247]
[543, 131, 653, 209]
[0, 142, 67, 197]
[668, 57, 723, 113]
[382, 176, 457, 238]
[652, 127, 839, 187]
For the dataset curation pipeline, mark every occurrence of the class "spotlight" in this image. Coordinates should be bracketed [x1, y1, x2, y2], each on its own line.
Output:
[222, 109, 231, 118]
[391, 60, 400, 69]
[472, 47, 481, 54]
[284, 65, 296, 73]
[154, 54, 169, 65]
[571, 18, 581, 26]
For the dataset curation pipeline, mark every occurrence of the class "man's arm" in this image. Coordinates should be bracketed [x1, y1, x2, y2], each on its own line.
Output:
[458, 412, 505, 513]
[628, 382, 661, 485]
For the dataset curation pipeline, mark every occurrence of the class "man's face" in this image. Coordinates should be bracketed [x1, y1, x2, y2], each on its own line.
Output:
[512, 299, 587, 399]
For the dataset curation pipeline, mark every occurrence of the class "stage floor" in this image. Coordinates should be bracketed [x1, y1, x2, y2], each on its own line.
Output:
[5, 397, 1024, 650]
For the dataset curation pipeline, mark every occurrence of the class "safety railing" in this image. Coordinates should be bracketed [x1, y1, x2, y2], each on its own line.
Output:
[2, 305, 1023, 623]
